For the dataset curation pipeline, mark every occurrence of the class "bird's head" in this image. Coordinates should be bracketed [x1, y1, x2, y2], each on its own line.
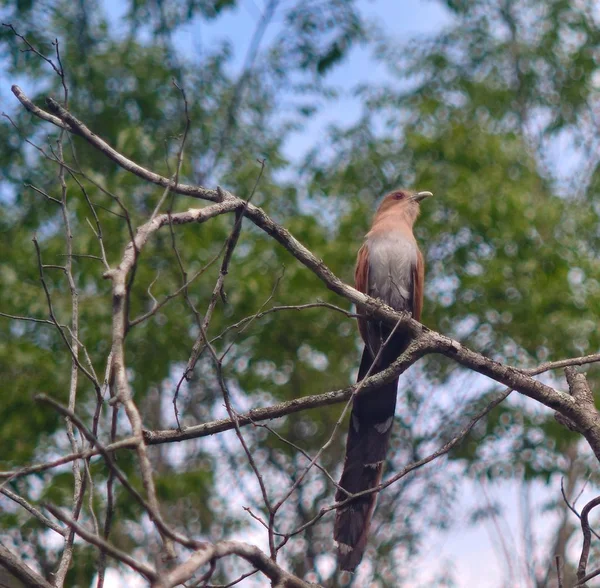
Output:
[376, 189, 433, 223]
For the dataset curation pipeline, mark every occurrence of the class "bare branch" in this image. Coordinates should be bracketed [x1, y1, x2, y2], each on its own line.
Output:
[174, 162, 267, 426]
[144, 339, 424, 445]
[0, 544, 53, 588]
[10, 80, 600, 588]
[24, 183, 62, 205]
[0, 438, 137, 481]
[182, 161, 267, 383]
[556, 555, 564, 588]
[213, 301, 358, 347]
[128, 258, 218, 328]
[34, 395, 197, 550]
[53, 123, 85, 587]
[65, 163, 110, 270]
[576, 565, 600, 587]
[524, 354, 600, 376]
[274, 317, 415, 521]
[284, 386, 513, 540]
[2, 24, 63, 79]
[560, 478, 600, 542]
[97, 402, 120, 588]
[0, 312, 57, 326]
[576, 495, 600, 582]
[142, 344, 600, 448]
[200, 326, 276, 556]
[12, 85, 595, 421]
[151, 541, 319, 588]
[150, 78, 191, 220]
[31, 235, 99, 390]
[46, 505, 157, 582]
[10, 85, 70, 130]
[0, 487, 65, 536]
[11, 86, 221, 202]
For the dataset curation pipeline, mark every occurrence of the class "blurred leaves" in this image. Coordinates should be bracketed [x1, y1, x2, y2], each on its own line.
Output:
[1, 0, 600, 585]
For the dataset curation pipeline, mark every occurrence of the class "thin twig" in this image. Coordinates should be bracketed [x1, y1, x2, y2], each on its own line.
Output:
[129, 253, 222, 328]
[202, 328, 276, 557]
[2, 24, 64, 78]
[35, 394, 198, 550]
[219, 267, 285, 361]
[0, 438, 137, 480]
[97, 401, 120, 588]
[283, 386, 512, 541]
[556, 555, 563, 588]
[24, 183, 62, 204]
[65, 157, 110, 269]
[0, 487, 65, 536]
[211, 302, 359, 348]
[174, 162, 267, 427]
[561, 478, 600, 541]
[274, 317, 413, 519]
[182, 162, 267, 380]
[46, 505, 157, 581]
[54, 121, 86, 587]
[0, 312, 57, 326]
[32, 235, 99, 390]
[577, 495, 600, 582]
[150, 78, 191, 220]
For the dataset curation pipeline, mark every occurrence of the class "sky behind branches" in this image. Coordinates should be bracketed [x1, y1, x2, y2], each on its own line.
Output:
[0, 1, 591, 586]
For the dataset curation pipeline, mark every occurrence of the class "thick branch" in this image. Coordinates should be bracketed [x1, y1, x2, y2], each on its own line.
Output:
[424, 330, 573, 410]
[151, 541, 319, 588]
[11, 86, 222, 202]
[144, 341, 428, 444]
[0, 545, 53, 588]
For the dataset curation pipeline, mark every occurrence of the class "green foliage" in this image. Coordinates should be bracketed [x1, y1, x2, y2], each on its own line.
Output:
[1, 0, 599, 585]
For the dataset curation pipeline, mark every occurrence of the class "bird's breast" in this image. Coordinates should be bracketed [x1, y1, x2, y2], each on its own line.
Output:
[366, 231, 417, 311]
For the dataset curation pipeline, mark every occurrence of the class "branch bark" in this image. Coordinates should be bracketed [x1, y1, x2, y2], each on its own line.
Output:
[11, 86, 222, 202]
[151, 541, 320, 588]
[0, 545, 53, 588]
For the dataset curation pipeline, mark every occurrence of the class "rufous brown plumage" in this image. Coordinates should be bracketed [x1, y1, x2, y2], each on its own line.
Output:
[334, 189, 433, 571]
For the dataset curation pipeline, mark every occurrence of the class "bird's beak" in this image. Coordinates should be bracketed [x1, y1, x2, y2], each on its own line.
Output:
[413, 191, 433, 202]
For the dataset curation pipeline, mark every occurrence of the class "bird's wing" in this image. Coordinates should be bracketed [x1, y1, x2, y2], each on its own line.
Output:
[354, 242, 370, 345]
[411, 248, 424, 322]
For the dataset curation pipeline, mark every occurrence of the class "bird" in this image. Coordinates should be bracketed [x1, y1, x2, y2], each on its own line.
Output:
[334, 189, 433, 571]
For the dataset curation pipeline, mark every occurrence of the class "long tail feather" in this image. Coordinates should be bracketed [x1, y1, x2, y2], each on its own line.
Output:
[334, 346, 399, 571]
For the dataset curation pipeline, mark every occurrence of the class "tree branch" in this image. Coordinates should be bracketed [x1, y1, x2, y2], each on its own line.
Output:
[576, 495, 600, 583]
[11, 86, 597, 422]
[46, 505, 157, 582]
[144, 339, 427, 444]
[0, 544, 53, 588]
[11, 86, 222, 202]
[151, 541, 319, 588]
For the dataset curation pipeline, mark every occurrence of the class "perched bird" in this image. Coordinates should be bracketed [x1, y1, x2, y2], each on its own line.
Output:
[334, 189, 433, 571]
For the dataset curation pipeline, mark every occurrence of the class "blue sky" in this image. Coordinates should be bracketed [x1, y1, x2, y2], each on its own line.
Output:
[193, 0, 452, 160]
[95, 0, 452, 163]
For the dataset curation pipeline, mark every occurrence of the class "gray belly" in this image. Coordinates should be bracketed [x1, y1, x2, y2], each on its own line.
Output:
[367, 233, 417, 312]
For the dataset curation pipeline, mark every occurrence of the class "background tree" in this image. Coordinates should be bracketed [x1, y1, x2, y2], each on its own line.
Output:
[1, 0, 600, 586]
